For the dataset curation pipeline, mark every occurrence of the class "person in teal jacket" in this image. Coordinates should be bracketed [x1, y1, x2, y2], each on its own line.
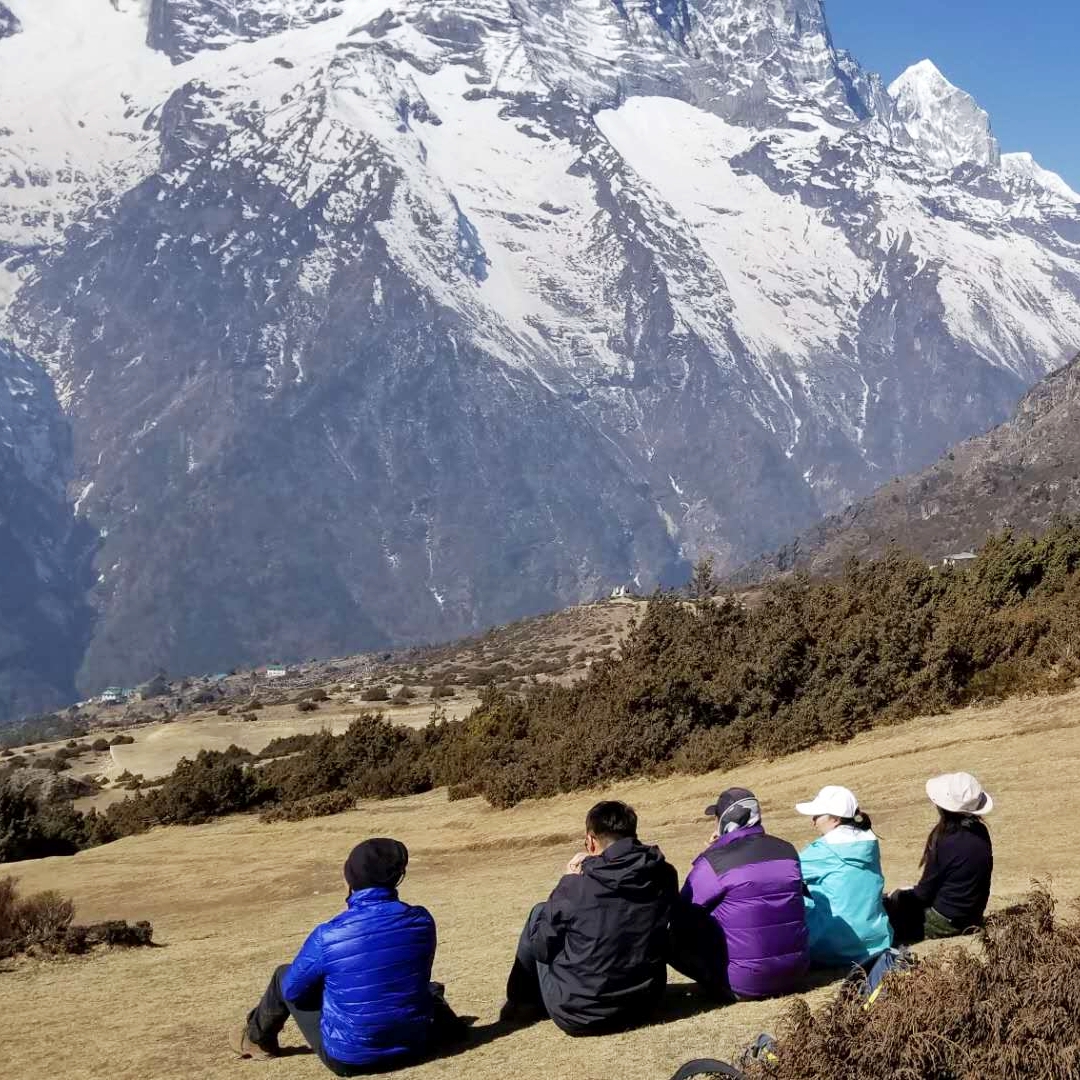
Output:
[794, 786, 892, 967]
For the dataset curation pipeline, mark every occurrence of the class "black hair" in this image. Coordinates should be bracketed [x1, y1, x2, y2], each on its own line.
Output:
[839, 809, 873, 832]
[586, 800, 638, 843]
[920, 808, 979, 869]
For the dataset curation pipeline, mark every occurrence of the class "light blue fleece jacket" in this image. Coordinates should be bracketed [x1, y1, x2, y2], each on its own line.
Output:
[799, 829, 893, 966]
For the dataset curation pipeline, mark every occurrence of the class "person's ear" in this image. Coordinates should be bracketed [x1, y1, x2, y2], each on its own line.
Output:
[585, 833, 599, 855]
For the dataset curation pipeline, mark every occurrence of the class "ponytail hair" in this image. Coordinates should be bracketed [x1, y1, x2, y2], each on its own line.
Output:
[841, 809, 873, 832]
[920, 808, 970, 868]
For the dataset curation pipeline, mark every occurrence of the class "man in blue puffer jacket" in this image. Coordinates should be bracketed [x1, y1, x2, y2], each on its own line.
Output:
[236, 838, 456, 1075]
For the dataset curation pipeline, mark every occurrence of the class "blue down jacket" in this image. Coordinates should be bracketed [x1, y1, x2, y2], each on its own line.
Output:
[282, 886, 437, 1066]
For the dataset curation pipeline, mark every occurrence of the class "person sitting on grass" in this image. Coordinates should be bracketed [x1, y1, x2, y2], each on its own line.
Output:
[884, 772, 994, 944]
[500, 800, 678, 1035]
[794, 785, 893, 968]
[234, 837, 462, 1075]
[668, 787, 808, 1001]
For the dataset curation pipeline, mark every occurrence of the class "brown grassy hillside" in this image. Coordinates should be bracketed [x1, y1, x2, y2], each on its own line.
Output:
[3, 687, 1079, 1080]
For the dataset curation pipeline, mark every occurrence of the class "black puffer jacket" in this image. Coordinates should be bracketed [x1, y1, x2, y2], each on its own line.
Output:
[529, 837, 678, 1034]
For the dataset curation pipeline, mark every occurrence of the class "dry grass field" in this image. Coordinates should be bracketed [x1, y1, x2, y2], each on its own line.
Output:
[103, 694, 482, 784]
[4, 686, 1080, 1080]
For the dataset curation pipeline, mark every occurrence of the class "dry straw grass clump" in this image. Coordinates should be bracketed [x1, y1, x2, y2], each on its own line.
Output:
[751, 885, 1080, 1080]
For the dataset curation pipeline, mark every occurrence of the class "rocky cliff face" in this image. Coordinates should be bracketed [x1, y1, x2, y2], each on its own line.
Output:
[740, 353, 1080, 578]
[0, 340, 93, 719]
[0, 4, 19, 38]
[1, 0, 1079, 704]
[147, 0, 342, 62]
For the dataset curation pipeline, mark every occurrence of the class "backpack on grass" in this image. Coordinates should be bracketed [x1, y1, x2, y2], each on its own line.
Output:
[847, 946, 918, 1010]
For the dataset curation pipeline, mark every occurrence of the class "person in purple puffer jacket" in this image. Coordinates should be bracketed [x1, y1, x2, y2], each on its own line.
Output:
[669, 787, 809, 1001]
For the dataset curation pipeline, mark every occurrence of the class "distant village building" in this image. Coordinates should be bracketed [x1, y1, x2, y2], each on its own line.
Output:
[99, 687, 127, 705]
[265, 663, 289, 680]
[610, 585, 631, 599]
[942, 551, 978, 569]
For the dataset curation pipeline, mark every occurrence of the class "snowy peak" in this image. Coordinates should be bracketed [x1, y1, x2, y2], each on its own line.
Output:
[1001, 152, 1080, 203]
[889, 58, 1000, 170]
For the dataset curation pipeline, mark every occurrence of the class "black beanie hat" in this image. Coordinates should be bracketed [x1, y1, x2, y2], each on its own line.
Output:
[344, 838, 409, 893]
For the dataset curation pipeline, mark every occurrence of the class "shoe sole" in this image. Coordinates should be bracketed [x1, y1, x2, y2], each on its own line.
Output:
[231, 1029, 275, 1060]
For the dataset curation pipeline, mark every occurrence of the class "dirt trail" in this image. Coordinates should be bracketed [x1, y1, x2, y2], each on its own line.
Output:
[4, 689, 1080, 1080]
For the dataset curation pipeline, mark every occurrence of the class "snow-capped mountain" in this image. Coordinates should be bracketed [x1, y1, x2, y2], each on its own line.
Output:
[889, 59, 1000, 170]
[1001, 152, 1080, 204]
[0, 0, 1079, 706]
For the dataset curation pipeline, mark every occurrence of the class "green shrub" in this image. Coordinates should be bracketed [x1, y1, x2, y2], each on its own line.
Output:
[0, 876, 153, 959]
[361, 687, 390, 702]
[257, 733, 318, 760]
[259, 791, 354, 824]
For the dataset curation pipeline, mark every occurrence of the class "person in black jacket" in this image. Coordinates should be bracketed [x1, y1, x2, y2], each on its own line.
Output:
[885, 772, 994, 943]
[500, 800, 678, 1035]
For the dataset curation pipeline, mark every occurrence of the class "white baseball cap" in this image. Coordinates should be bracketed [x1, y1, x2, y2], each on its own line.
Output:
[795, 785, 860, 820]
[926, 773, 993, 815]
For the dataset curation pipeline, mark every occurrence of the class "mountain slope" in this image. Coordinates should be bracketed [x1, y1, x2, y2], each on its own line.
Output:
[742, 353, 1080, 577]
[1, 0, 1079, 698]
[0, 340, 93, 719]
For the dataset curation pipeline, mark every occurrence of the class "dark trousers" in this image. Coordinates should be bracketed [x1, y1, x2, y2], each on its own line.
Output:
[505, 903, 665, 1035]
[667, 903, 738, 1003]
[248, 964, 463, 1076]
[884, 892, 965, 945]
[505, 904, 556, 1013]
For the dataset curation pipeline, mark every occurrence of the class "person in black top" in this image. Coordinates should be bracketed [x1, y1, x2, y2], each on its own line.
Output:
[499, 800, 678, 1035]
[885, 772, 994, 943]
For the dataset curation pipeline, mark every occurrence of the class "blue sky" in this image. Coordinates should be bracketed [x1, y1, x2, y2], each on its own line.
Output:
[826, 0, 1079, 187]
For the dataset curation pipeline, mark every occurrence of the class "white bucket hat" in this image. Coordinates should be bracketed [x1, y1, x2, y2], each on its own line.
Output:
[795, 785, 860, 820]
[925, 772, 993, 816]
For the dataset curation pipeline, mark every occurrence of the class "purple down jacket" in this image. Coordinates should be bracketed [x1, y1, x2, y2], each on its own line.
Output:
[681, 824, 808, 999]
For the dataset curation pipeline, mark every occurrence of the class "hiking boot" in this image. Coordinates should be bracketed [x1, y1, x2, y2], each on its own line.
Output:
[231, 1026, 281, 1060]
[497, 998, 544, 1025]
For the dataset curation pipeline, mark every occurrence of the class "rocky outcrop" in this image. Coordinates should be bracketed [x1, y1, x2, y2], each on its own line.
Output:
[147, 0, 342, 62]
[0, 3, 19, 39]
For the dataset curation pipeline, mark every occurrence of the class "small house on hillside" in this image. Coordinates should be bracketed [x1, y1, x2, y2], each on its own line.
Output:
[99, 687, 127, 705]
[265, 663, 289, 680]
[942, 551, 978, 569]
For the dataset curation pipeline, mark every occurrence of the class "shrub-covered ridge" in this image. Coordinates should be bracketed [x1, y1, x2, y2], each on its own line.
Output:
[6, 524, 1080, 858]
